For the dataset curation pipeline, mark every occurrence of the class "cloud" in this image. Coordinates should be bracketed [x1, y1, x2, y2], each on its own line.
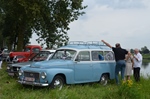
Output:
[30, 0, 150, 49]
[94, 0, 146, 9]
[68, 0, 150, 49]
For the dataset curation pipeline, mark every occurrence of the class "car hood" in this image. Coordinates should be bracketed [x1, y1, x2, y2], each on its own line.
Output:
[10, 52, 29, 56]
[9, 61, 33, 67]
[29, 59, 74, 69]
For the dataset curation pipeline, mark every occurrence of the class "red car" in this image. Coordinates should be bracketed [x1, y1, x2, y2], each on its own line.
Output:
[8, 45, 42, 63]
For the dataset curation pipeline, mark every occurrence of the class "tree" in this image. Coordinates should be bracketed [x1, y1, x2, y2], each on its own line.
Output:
[0, 0, 87, 51]
[141, 46, 149, 54]
[0, 0, 33, 50]
[130, 49, 134, 54]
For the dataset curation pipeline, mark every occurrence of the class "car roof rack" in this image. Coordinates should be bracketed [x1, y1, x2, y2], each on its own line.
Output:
[68, 41, 110, 49]
[68, 41, 86, 45]
[68, 41, 105, 46]
[86, 41, 104, 46]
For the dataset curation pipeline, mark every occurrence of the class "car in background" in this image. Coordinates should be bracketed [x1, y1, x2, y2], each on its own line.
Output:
[18, 41, 116, 89]
[7, 49, 55, 77]
[11, 53, 36, 63]
[2, 49, 10, 61]
[7, 45, 42, 63]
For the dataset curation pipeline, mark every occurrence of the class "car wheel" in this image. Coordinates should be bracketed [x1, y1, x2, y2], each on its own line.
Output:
[50, 75, 65, 90]
[99, 74, 108, 86]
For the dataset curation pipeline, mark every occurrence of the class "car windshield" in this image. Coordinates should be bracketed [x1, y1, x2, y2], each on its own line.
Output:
[31, 51, 51, 61]
[24, 48, 30, 52]
[16, 55, 25, 58]
[51, 49, 76, 60]
[3, 49, 9, 53]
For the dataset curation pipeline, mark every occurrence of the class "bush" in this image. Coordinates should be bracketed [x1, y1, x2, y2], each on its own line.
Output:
[117, 80, 141, 99]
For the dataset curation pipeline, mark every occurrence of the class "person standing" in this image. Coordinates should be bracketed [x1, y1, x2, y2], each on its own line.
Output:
[101, 40, 128, 84]
[0, 48, 3, 69]
[125, 50, 134, 80]
[133, 48, 142, 82]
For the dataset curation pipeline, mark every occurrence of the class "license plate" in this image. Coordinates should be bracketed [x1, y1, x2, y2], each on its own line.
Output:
[24, 77, 35, 82]
[8, 73, 14, 76]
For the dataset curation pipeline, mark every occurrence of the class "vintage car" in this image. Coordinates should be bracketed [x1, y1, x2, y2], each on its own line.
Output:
[7, 49, 55, 77]
[18, 41, 116, 89]
[7, 45, 42, 63]
[2, 49, 10, 61]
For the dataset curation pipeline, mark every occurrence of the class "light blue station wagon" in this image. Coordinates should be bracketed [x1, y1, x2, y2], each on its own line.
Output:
[18, 41, 116, 89]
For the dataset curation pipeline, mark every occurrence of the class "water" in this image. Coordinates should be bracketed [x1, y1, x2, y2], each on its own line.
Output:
[141, 62, 150, 78]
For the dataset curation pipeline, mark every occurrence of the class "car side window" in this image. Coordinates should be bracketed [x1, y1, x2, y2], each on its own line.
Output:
[92, 51, 104, 61]
[32, 48, 40, 53]
[104, 51, 114, 61]
[24, 48, 30, 52]
[76, 51, 90, 61]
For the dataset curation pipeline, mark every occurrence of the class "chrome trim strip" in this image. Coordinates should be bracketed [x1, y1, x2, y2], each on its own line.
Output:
[18, 81, 49, 86]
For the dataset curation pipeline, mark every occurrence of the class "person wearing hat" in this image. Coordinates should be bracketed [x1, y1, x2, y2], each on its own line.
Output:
[101, 40, 128, 84]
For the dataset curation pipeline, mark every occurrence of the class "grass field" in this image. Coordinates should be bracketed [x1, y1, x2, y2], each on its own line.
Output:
[0, 62, 150, 99]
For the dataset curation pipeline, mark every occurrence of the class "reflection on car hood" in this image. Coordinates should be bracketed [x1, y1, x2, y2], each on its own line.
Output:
[30, 59, 73, 68]
[9, 61, 33, 67]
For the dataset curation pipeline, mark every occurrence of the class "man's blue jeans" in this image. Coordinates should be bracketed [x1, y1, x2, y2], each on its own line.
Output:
[115, 60, 126, 84]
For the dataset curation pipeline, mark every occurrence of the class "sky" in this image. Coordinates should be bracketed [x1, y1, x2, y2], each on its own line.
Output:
[30, 0, 150, 50]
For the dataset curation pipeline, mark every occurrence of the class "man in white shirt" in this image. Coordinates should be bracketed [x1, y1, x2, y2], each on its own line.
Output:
[133, 48, 143, 82]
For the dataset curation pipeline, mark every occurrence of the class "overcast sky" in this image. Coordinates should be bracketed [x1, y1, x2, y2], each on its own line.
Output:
[30, 0, 150, 49]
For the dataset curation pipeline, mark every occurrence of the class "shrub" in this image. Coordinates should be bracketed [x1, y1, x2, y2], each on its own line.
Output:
[117, 80, 141, 99]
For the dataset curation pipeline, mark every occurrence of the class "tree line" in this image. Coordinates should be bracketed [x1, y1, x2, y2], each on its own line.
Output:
[0, 0, 87, 51]
[130, 46, 150, 54]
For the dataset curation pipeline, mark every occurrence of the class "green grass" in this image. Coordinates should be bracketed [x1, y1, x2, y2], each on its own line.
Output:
[0, 62, 150, 99]
[142, 54, 150, 63]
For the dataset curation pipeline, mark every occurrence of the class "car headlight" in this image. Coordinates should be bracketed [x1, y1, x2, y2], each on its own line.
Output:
[41, 72, 47, 79]
[7, 66, 10, 70]
[16, 67, 20, 71]
[18, 70, 23, 76]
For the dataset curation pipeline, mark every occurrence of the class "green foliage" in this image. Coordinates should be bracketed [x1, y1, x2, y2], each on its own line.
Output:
[0, 0, 87, 50]
[117, 80, 141, 99]
[142, 54, 150, 63]
[141, 46, 149, 54]
[142, 54, 150, 59]
[130, 46, 150, 54]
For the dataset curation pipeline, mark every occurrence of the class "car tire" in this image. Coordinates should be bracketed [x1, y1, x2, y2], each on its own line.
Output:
[49, 75, 65, 90]
[99, 74, 108, 86]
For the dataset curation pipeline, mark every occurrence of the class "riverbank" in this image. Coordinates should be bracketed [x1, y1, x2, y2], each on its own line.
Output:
[143, 53, 150, 58]
[142, 54, 150, 63]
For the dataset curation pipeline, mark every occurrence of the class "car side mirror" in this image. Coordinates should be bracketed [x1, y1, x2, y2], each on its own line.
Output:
[75, 58, 80, 62]
[75, 58, 78, 61]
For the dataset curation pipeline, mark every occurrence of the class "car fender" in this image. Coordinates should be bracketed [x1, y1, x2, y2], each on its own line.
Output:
[45, 68, 74, 84]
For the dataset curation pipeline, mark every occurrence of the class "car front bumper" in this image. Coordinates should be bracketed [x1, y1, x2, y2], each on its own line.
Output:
[18, 80, 49, 87]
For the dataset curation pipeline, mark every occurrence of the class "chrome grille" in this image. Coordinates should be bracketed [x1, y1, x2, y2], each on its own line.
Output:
[24, 71, 40, 82]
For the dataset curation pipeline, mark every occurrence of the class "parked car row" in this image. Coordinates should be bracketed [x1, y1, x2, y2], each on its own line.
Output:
[6, 41, 116, 90]
[6, 45, 42, 63]
[7, 49, 55, 77]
